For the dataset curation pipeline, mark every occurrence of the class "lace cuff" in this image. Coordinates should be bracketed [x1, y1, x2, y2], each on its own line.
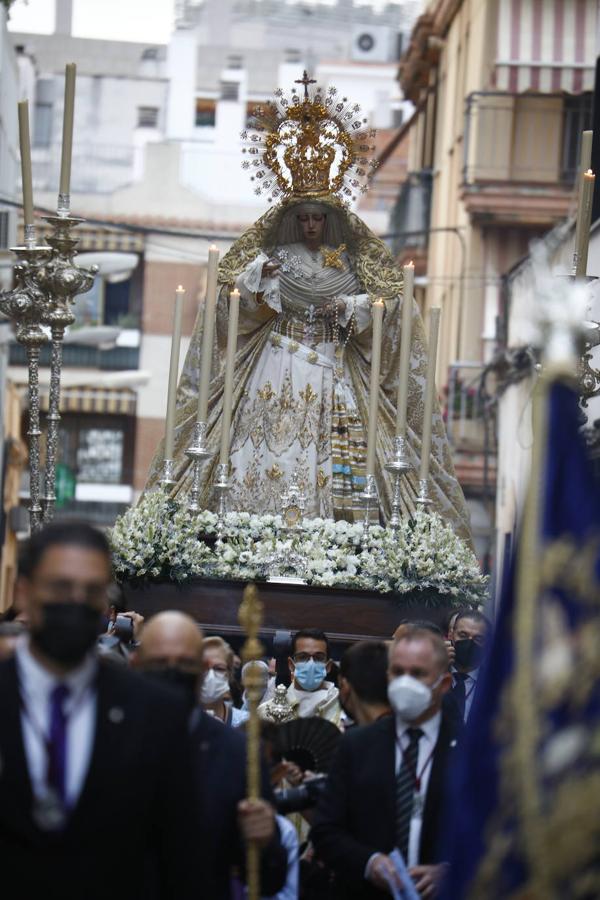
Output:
[235, 252, 282, 312]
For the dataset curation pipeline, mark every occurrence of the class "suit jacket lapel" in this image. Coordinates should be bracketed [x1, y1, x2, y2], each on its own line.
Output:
[0, 657, 37, 838]
[420, 711, 459, 863]
[66, 664, 131, 835]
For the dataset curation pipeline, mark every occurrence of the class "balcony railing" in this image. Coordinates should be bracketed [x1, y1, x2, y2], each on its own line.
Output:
[388, 169, 433, 257]
[463, 91, 592, 186]
[9, 343, 140, 370]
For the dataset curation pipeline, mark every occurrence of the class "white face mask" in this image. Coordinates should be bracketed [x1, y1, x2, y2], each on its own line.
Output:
[387, 674, 441, 722]
[201, 668, 230, 705]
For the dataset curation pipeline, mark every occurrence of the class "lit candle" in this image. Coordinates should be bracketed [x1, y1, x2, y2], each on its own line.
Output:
[581, 130, 593, 174]
[395, 262, 414, 437]
[197, 244, 220, 422]
[365, 298, 384, 477]
[164, 285, 186, 460]
[17, 101, 34, 229]
[575, 169, 595, 278]
[419, 307, 441, 483]
[219, 289, 241, 466]
[59, 63, 76, 199]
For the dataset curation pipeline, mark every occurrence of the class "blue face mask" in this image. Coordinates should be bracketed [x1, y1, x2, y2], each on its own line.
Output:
[294, 659, 327, 692]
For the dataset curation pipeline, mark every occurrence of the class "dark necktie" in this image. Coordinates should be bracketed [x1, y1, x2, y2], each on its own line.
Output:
[47, 684, 69, 807]
[396, 727, 423, 863]
[452, 672, 469, 720]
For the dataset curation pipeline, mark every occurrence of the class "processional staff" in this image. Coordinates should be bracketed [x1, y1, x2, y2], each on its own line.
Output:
[238, 584, 265, 900]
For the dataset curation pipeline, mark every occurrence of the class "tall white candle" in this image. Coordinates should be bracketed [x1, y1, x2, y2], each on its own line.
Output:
[197, 245, 220, 422]
[164, 285, 186, 460]
[59, 63, 76, 198]
[365, 298, 384, 477]
[575, 169, 595, 278]
[18, 101, 34, 229]
[395, 262, 414, 437]
[219, 289, 241, 466]
[581, 130, 593, 174]
[419, 307, 441, 482]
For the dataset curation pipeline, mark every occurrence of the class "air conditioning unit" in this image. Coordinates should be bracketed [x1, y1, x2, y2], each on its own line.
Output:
[351, 25, 390, 63]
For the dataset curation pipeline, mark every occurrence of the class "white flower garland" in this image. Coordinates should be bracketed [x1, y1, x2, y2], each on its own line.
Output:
[110, 493, 488, 607]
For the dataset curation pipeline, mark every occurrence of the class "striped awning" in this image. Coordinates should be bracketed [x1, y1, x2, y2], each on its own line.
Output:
[28, 386, 137, 416]
[495, 0, 598, 93]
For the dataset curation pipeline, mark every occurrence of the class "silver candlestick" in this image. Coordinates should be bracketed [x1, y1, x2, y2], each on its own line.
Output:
[185, 420, 211, 512]
[384, 435, 413, 529]
[214, 462, 231, 521]
[415, 477, 433, 509]
[361, 473, 379, 529]
[37, 214, 98, 521]
[0, 241, 53, 531]
[159, 458, 176, 488]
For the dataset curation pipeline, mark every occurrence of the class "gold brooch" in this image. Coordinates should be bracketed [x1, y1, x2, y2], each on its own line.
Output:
[266, 464, 284, 481]
[321, 243, 347, 270]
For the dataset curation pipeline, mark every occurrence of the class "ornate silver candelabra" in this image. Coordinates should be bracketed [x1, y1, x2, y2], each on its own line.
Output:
[384, 434, 413, 529]
[37, 214, 98, 521]
[0, 240, 52, 531]
[0, 206, 98, 531]
[185, 420, 211, 512]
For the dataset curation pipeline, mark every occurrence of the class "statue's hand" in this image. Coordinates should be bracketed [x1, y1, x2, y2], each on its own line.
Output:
[314, 298, 347, 319]
[261, 258, 280, 278]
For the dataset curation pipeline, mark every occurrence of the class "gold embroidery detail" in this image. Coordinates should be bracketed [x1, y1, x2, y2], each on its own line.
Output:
[307, 351, 318, 364]
[288, 340, 299, 354]
[299, 384, 318, 405]
[270, 333, 282, 347]
[266, 463, 284, 481]
[317, 468, 329, 488]
[257, 382, 275, 401]
[321, 243, 347, 270]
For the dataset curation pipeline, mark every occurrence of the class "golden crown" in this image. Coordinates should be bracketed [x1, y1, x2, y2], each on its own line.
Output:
[240, 72, 378, 205]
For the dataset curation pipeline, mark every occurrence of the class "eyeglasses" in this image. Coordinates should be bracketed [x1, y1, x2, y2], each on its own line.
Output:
[35, 578, 110, 604]
[293, 652, 328, 664]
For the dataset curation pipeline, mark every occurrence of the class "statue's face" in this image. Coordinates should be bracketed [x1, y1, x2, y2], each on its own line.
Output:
[297, 212, 326, 245]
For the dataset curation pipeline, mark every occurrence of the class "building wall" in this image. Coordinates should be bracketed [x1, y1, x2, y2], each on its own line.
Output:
[0, 6, 19, 287]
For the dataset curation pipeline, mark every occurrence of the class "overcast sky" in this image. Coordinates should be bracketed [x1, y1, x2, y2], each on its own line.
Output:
[8, 0, 177, 42]
[7, 0, 395, 43]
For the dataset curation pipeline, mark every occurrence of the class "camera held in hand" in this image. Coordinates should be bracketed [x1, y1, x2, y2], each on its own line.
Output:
[112, 614, 134, 644]
[273, 774, 327, 815]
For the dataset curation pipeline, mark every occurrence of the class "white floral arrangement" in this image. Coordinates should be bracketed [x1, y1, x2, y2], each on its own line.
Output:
[110, 492, 488, 607]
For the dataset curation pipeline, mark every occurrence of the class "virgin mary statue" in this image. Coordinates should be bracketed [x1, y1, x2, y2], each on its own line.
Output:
[145, 76, 471, 540]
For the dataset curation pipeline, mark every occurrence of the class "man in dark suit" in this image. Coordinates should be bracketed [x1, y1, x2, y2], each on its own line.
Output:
[135, 610, 288, 900]
[311, 625, 460, 899]
[0, 521, 198, 900]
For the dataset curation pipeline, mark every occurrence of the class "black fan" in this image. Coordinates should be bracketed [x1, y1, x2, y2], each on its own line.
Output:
[273, 717, 341, 774]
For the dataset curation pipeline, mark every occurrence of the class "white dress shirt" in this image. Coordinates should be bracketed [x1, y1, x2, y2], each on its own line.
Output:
[15, 638, 98, 809]
[395, 711, 442, 867]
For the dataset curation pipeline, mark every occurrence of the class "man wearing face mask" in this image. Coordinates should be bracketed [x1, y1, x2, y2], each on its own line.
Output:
[311, 626, 460, 899]
[0, 522, 198, 900]
[259, 629, 342, 727]
[134, 611, 288, 900]
[449, 610, 490, 724]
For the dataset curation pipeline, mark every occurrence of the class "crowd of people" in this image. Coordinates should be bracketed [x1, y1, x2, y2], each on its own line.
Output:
[0, 520, 491, 899]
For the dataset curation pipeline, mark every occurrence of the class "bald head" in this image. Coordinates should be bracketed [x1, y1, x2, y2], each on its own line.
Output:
[135, 611, 204, 671]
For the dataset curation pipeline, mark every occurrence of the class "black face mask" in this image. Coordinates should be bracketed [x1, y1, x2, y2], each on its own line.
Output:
[32, 602, 102, 668]
[141, 666, 199, 708]
[453, 638, 484, 671]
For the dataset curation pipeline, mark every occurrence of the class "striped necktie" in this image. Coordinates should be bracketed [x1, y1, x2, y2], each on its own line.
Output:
[396, 727, 423, 863]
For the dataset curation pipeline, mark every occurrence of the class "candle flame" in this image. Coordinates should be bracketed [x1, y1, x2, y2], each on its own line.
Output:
[176, 284, 185, 292]
[408, 260, 414, 267]
[586, 169, 595, 176]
